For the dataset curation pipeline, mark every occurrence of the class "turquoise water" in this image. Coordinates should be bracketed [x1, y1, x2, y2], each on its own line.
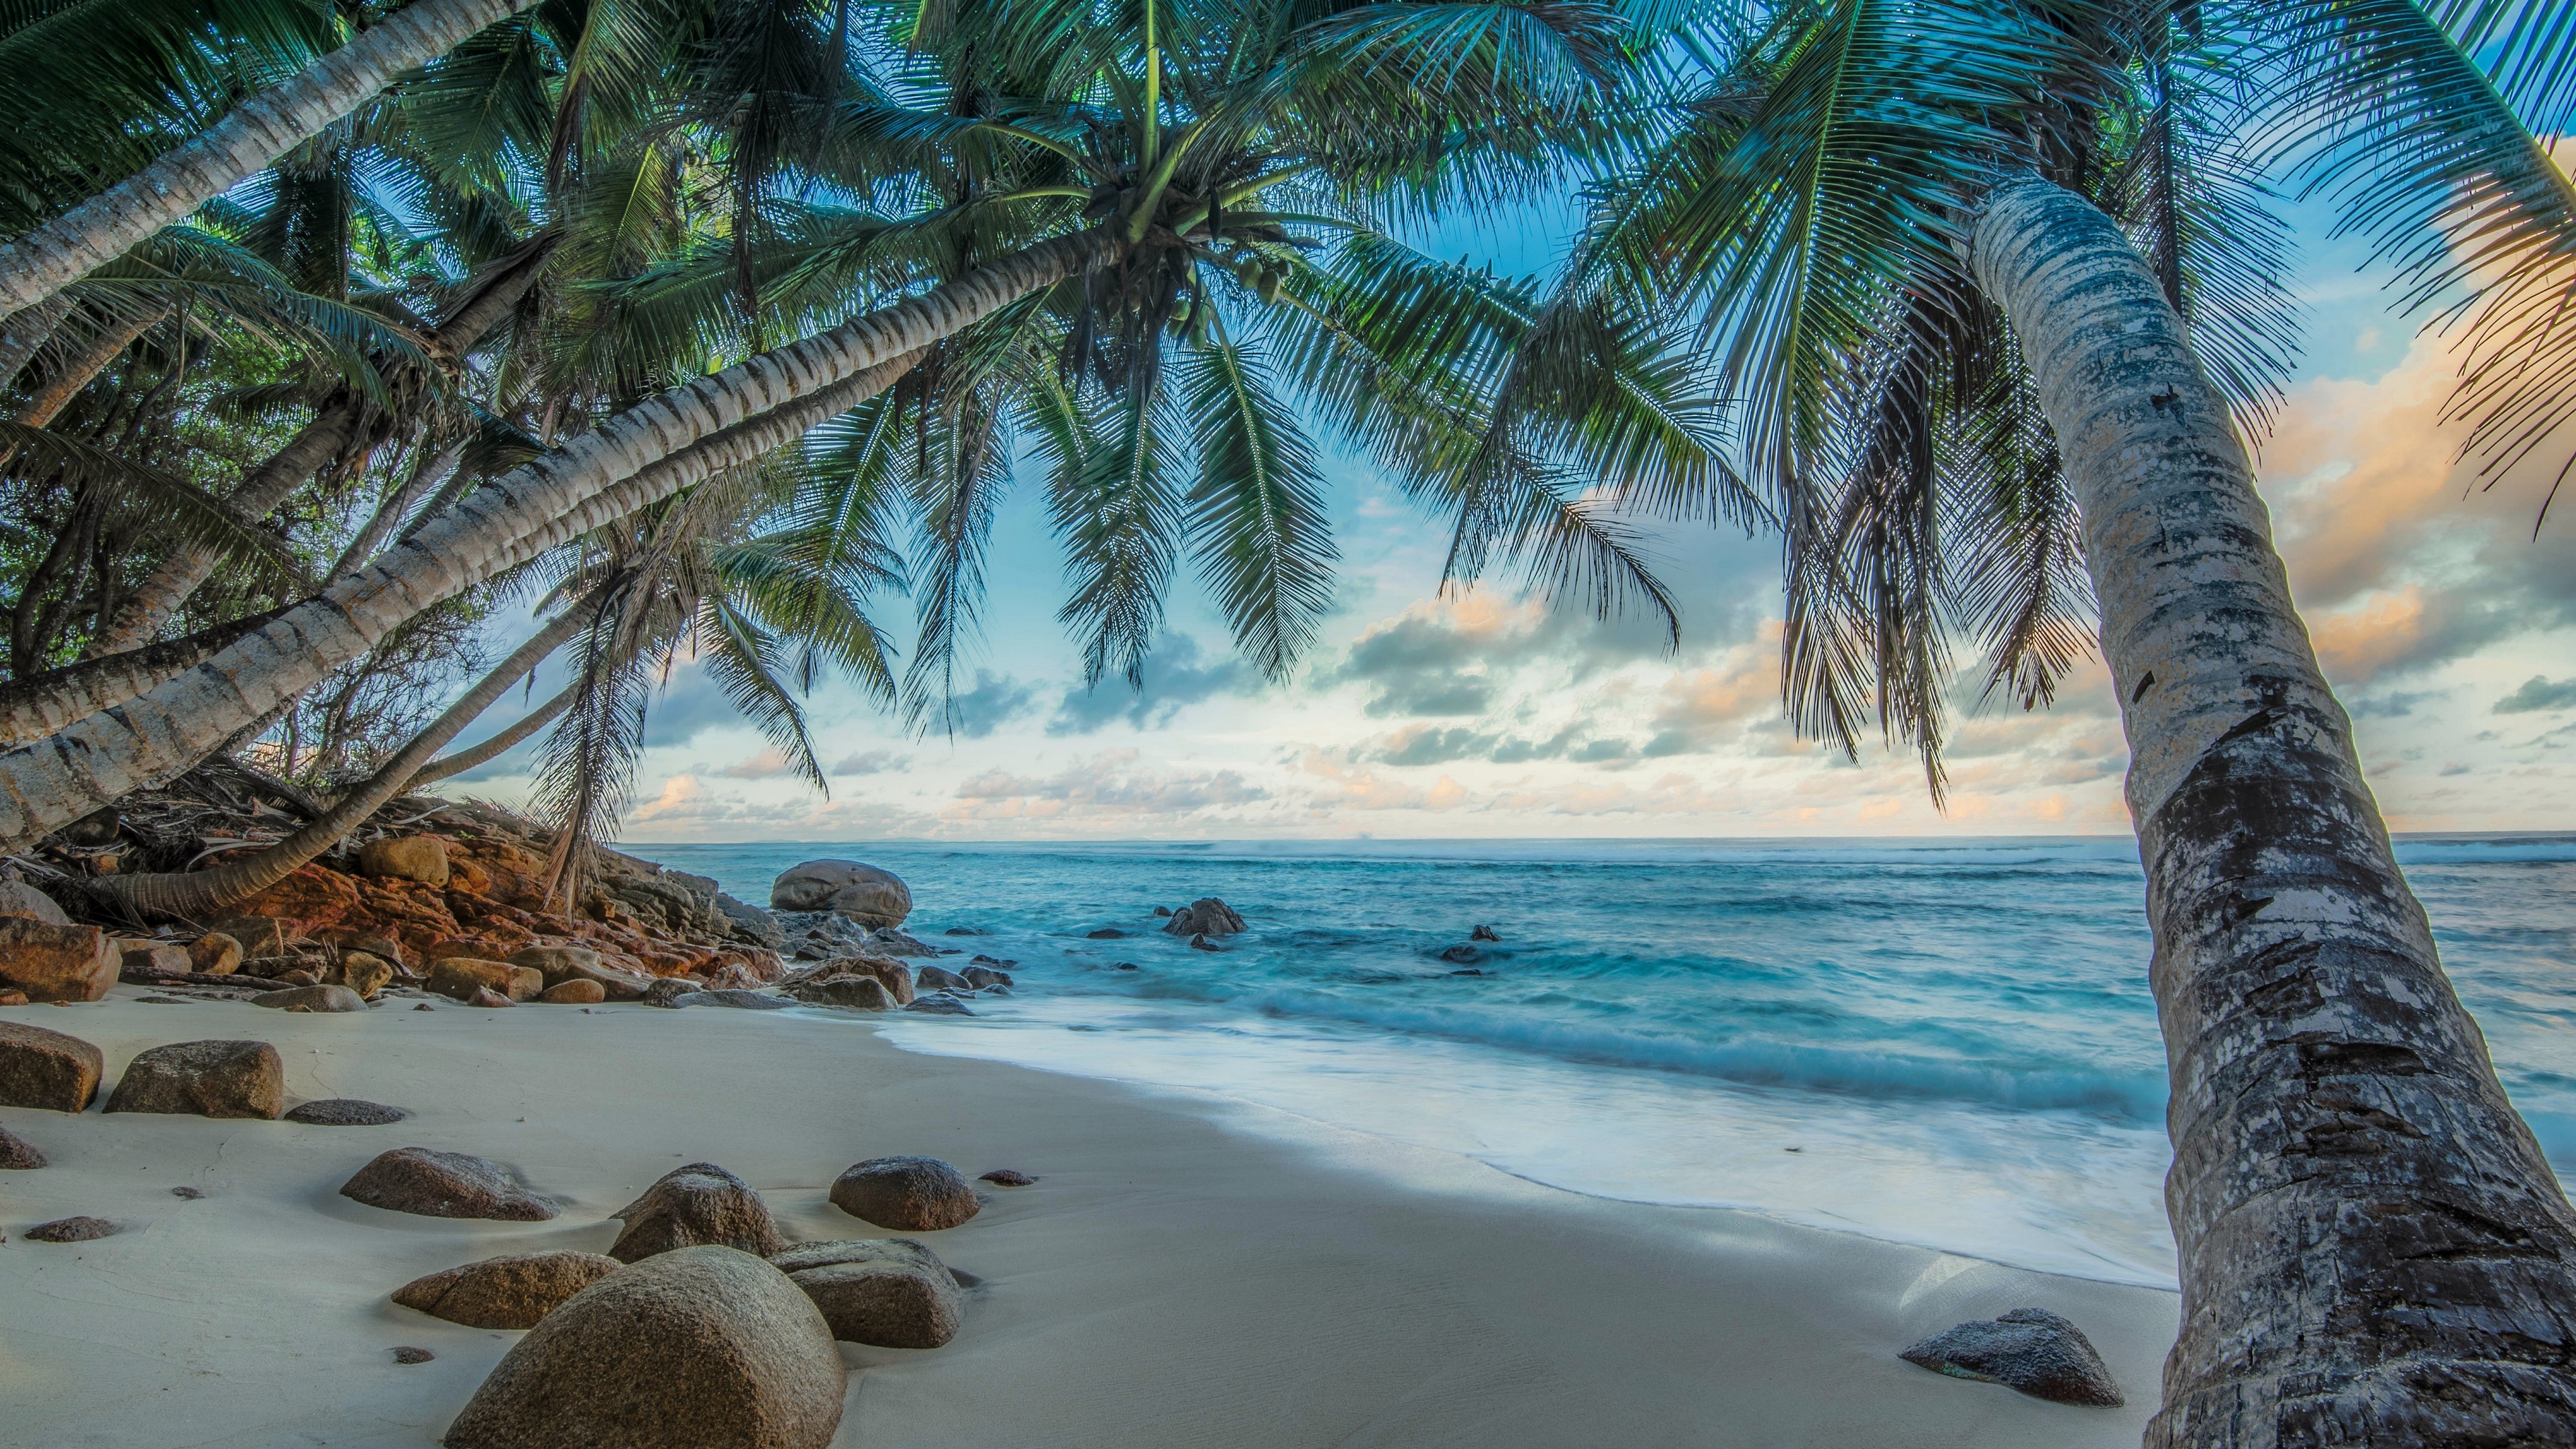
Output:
[639, 835, 2576, 1287]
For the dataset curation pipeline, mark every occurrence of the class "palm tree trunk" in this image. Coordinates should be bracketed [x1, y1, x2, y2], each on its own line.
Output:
[1966, 170, 2576, 1449]
[0, 608, 284, 746]
[0, 228, 1104, 851]
[0, 0, 543, 317]
[99, 594, 595, 920]
[9, 305, 160, 430]
[0, 294, 72, 390]
[411, 680, 574, 788]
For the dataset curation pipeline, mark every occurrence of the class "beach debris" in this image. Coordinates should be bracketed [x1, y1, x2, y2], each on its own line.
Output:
[393, 1250, 624, 1330]
[443, 1245, 845, 1449]
[284, 1098, 407, 1126]
[1898, 1307, 2124, 1406]
[254, 983, 370, 1013]
[0, 1124, 45, 1168]
[357, 835, 449, 887]
[540, 979, 606, 1005]
[962, 966, 1013, 989]
[770, 859, 912, 928]
[978, 1169, 1036, 1187]
[0, 917, 119, 1002]
[185, 932, 241, 975]
[1085, 927, 1126, 938]
[786, 975, 893, 1010]
[643, 978, 695, 1008]
[675, 988, 792, 1010]
[903, 996, 973, 1016]
[1163, 898, 1246, 938]
[25, 1215, 116, 1242]
[773, 1238, 963, 1348]
[105, 1039, 284, 1119]
[914, 963, 971, 991]
[830, 1155, 981, 1231]
[610, 1162, 784, 1263]
[0, 879, 70, 925]
[0, 1020, 103, 1110]
[391, 1346, 435, 1364]
[1470, 925, 1502, 942]
[340, 1146, 559, 1221]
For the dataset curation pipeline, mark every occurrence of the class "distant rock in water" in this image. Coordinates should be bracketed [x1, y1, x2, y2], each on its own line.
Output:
[942, 926, 986, 936]
[1438, 944, 1483, 965]
[1470, 924, 1501, 942]
[1898, 1307, 2123, 1406]
[1163, 898, 1245, 937]
[769, 860, 912, 928]
[915, 964, 970, 991]
[1085, 927, 1126, 939]
[1152, 905, 1173, 918]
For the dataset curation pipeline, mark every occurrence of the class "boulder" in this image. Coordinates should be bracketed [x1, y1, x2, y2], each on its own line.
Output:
[508, 945, 651, 1001]
[0, 1123, 45, 1168]
[833, 956, 913, 1004]
[609, 1162, 783, 1263]
[539, 979, 605, 1005]
[392, 1250, 623, 1330]
[0, 918, 118, 1002]
[904, 996, 973, 1016]
[186, 932, 242, 975]
[642, 977, 694, 1008]
[330, 951, 394, 998]
[466, 985, 515, 1008]
[26, 1215, 115, 1242]
[117, 940, 191, 981]
[769, 859, 911, 927]
[1898, 1307, 2125, 1406]
[357, 835, 449, 888]
[962, 966, 1013, 990]
[0, 880, 69, 926]
[1163, 898, 1246, 937]
[441, 1245, 844, 1449]
[0, 1020, 103, 1111]
[1470, 924, 1502, 942]
[860, 926, 940, 958]
[207, 916, 297, 959]
[676, 988, 790, 1010]
[915, 963, 971, 992]
[339, 1147, 558, 1220]
[773, 1238, 963, 1349]
[253, 983, 370, 1013]
[284, 1097, 405, 1126]
[978, 1169, 1036, 1187]
[105, 1040, 283, 1119]
[714, 892, 784, 947]
[425, 957, 537, 1003]
[829, 1156, 980, 1231]
[787, 975, 891, 1010]
[351, 934, 408, 971]
[0, 989, 22, 1005]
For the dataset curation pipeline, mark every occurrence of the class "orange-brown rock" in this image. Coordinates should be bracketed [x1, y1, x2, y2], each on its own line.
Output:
[358, 836, 449, 888]
[188, 932, 242, 975]
[0, 918, 118, 1002]
[117, 939, 191, 979]
[425, 957, 523, 1002]
[539, 979, 605, 1004]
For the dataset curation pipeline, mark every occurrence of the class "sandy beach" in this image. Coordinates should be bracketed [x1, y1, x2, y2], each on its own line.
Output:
[0, 988, 2177, 1448]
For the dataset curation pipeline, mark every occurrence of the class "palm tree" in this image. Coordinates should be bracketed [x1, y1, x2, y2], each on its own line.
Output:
[1560, 2, 2576, 1443]
[0, 0, 1681, 843]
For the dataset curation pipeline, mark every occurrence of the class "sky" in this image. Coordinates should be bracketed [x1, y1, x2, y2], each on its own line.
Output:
[450, 154, 2576, 845]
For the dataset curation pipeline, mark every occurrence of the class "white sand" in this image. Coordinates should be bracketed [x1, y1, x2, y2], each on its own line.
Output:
[1, 991, 2178, 1447]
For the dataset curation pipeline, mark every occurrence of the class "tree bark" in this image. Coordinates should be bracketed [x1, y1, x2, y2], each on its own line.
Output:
[0, 229, 1102, 851]
[8, 305, 160, 431]
[411, 680, 574, 787]
[0, 608, 285, 746]
[0, 294, 72, 390]
[98, 594, 594, 919]
[0, 0, 545, 315]
[1966, 170, 2576, 1448]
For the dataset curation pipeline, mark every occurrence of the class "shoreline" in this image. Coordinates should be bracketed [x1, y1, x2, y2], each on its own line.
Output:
[3, 989, 2177, 1447]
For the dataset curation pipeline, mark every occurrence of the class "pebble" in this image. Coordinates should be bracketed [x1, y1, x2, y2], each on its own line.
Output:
[392, 1346, 435, 1364]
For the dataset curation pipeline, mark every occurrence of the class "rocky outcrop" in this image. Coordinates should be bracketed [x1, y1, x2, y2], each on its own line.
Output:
[393, 1250, 622, 1330]
[1163, 898, 1246, 937]
[105, 1039, 284, 1118]
[284, 1098, 405, 1125]
[772, 1238, 963, 1349]
[0, 1124, 46, 1168]
[770, 860, 911, 927]
[608, 1163, 784, 1263]
[425, 957, 541, 1003]
[339, 1147, 559, 1220]
[0, 917, 119, 1001]
[441, 1245, 845, 1449]
[915, 963, 970, 992]
[358, 835, 449, 887]
[714, 892, 784, 947]
[829, 1156, 980, 1231]
[508, 944, 651, 1000]
[253, 983, 369, 1012]
[0, 1020, 103, 1111]
[777, 955, 912, 1006]
[1898, 1307, 2124, 1406]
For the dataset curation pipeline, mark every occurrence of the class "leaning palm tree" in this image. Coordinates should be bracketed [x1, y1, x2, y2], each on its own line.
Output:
[0, 0, 1680, 843]
[1560, 1, 2576, 1444]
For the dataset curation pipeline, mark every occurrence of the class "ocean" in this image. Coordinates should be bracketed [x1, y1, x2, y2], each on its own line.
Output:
[639, 835, 2576, 1289]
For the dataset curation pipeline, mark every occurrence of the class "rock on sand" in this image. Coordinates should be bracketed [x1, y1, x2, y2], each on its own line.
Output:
[339, 1147, 558, 1221]
[829, 1155, 980, 1231]
[773, 1238, 963, 1348]
[104, 1039, 283, 1119]
[392, 1250, 623, 1330]
[0, 917, 119, 1002]
[608, 1162, 784, 1262]
[1899, 1307, 2124, 1406]
[0, 1020, 103, 1112]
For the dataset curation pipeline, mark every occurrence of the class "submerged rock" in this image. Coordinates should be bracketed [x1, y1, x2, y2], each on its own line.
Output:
[830, 1155, 980, 1231]
[393, 1250, 621, 1330]
[904, 996, 973, 1016]
[1470, 924, 1501, 942]
[962, 965, 1012, 990]
[769, 860, 911, 928]
[773, 1238, 963, 1348]
[105, 1039, 283, 1118]
[1438, 944, 1483, 965]
[442, 1245, 844, 1449]
[1898, 1307, 2123, 1406]
[610, 1162, 783, 1262]
[0, 1020, 103, 1112]
[1163, 898, 1246, 938]
[340, 1147, 558, 1220]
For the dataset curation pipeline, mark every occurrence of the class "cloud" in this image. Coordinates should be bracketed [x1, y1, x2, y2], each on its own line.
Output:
[1639, 633, 1780, 757]
[947, 749, 1269, 822]
[718, 747, 802, 780]
[1298, 751, 1469, 810]
[2496, 676, 2576, 714]
[920, 670, 1039, 739]
[831, 749, 912, 775]
[1049, 634, 1252, 733]
[1323, 592, 1663, 719]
